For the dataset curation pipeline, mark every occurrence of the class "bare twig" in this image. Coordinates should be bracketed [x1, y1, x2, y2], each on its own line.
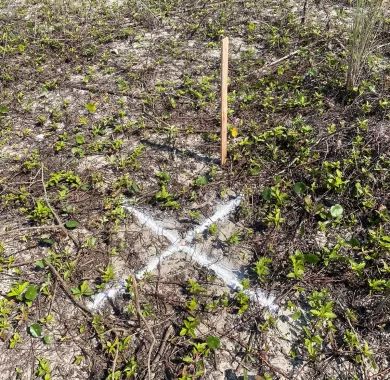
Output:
[152, 324, 174, 369]
[131, 275, 156, 380]
[40, 164, 79, 247]
[111, 341, 120, 380]
[301, 0, 308, 25]
[0, 225, 63, 236]
[247, 40, 321, 77]
[45, 261, 93, 318]
[8, 259, 41, 268]
[48, 279, 58, 315]
[136, 0, 160, 21]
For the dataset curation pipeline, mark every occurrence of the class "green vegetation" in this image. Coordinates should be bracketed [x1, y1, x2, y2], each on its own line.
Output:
[0, 0, 388, 379]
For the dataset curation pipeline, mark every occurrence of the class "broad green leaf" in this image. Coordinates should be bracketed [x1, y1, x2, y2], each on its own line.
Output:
[7, 281, 29, 300]
[75, 134, 85, 145]
[293, 182, 306, 195]
[330, 204, 343, 218]
[9, 332, 22, 348]
[79, 280, 93, 295]
[261, 187, 272, 201]
[35, 260, 46, 269]
[179, 328, 186, 336]
[38, 237, 55, 247]
[24, 285, 38, 301]
[292, 310, 302, 321]
[348, 237, 361, 247]
[379, 235, 390, 249]
[195, 175, 208, 186]
[85, 102, 97, 113]
[65, 220, 79, 229]
[182, 355, 193, 363]
[230, 127, 238, 138]
[0, 105, 8, 115]
[206, 335, 221, 350]
[303, 253, 320, 264]
[28, 323, 42, 338]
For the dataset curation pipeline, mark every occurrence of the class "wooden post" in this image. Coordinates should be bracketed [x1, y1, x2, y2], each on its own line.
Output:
[220, 37, 229, 166]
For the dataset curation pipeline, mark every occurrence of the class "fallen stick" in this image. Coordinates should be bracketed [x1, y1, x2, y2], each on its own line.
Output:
[130, 274, 156, 380]
[45, 261, 93, 318]
[152, 324, 174, 368]
[247, 40, 321, 77]
[41, 165, 79, 247]
[111, 341, 119, 380]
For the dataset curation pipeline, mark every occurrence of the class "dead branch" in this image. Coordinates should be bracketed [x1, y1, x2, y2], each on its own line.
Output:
[130, 274, 156, 380]
[45, 261, 93, 318]
[40, 164, 79, 247]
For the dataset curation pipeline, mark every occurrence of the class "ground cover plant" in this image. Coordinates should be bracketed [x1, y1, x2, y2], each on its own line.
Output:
[0, 0, 389, 379]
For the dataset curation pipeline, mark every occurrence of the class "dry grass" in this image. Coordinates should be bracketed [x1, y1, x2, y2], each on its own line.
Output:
[346, 0, 385, 90]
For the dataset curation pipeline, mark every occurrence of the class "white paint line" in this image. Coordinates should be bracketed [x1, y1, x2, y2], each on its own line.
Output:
[180, 245, 279, 313]
[125, 198, 244, 282]
[135, 244, 179, 279]
[88, 281, 125, 310]
[88, 196, 278, 313]
[185, 196, 242, 242]
[125, 206, 179, 244]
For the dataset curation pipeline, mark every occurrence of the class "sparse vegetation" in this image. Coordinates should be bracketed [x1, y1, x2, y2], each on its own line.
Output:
[0, 0, 389, 379]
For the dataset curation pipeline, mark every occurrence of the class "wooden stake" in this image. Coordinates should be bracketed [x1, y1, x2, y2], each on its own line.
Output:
[220, 37, 229, 166]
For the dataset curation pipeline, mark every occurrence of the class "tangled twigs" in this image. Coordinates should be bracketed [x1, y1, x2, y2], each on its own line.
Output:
[152, 324, 174, 370]
[45, 260, 93, 318]
[258, 350, 290, 379]
[131, 274, 156, 380]
[40, 164, 79, 247]
[247, 40, 322, 77]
